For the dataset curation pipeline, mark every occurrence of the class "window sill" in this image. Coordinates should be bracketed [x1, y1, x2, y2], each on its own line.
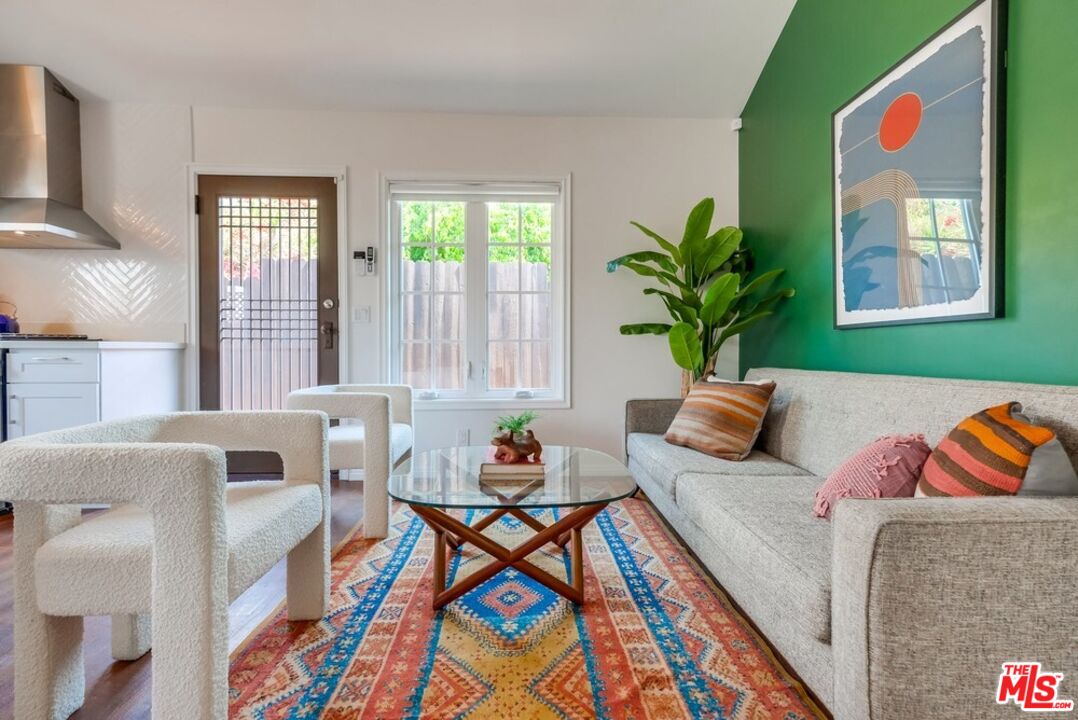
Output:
[415, 397, 570, 412]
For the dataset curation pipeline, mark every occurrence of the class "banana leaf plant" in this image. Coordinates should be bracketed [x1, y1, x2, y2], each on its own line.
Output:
[607, 197, 794, 382]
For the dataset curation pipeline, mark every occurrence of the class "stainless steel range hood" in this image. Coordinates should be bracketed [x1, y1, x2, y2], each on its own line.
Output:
[0, 65, 120, 250]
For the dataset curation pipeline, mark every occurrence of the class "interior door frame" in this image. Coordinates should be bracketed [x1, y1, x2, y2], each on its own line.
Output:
[185, 165, 350, 411]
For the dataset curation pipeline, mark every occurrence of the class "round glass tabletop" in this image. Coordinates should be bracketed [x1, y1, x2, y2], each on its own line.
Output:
[389, 445, 637, 509]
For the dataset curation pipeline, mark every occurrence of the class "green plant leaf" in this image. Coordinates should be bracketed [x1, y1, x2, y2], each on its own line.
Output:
[679, 198, 715, 284]
[739, 287, 796, 318]
[619, 323, 672, 335]
[719, 311, 773, 343]
[606, 250, 677, 274]
[700, 274, 739, 328]
[643, 287, 702, 310]
[735, 268, 785, 299]
[681, 198, 715, 248]
[617, 261, 671, 286]
[668, 321, 703, 372]
[630, 221, 681, 265]
[693, 226, 742, 281]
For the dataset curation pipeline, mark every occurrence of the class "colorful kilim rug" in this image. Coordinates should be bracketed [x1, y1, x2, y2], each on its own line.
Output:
[229, 499, 825, 719]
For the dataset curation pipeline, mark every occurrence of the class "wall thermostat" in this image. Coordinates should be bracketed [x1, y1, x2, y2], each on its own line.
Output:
[353, 246, 376, 274]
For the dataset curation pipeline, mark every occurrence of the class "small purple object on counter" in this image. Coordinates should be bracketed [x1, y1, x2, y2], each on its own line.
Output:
[0, 302, 19, 333]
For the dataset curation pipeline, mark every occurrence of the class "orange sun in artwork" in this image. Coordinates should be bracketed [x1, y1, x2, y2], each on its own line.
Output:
[878, 92, 923, 152]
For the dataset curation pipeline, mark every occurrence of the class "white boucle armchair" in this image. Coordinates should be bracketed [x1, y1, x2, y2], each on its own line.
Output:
[0, 410, 331, 720]
[287, 384, 413, 539]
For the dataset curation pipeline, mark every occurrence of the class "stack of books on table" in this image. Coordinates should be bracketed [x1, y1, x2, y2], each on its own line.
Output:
[479, 458, 545, 485]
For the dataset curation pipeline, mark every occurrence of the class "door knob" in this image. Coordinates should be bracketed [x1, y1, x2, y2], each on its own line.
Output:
[320, 321, 335, 350]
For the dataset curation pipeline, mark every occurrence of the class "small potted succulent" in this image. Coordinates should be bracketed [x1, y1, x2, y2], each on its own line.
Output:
[490, 410, 543, 463]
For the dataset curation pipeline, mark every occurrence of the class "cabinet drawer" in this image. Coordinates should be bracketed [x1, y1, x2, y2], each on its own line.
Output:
[6, 350, 100, 383]
[6, 383, 100, 439]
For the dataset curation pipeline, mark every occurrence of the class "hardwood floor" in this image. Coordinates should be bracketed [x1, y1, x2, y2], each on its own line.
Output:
[0, 478, 364, 720]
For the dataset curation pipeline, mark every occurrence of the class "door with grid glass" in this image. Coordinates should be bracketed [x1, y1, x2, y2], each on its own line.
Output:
[197, 175, 339, 471]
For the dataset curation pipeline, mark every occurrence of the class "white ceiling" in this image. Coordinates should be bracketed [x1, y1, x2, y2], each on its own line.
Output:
[0, 0, 794, 118]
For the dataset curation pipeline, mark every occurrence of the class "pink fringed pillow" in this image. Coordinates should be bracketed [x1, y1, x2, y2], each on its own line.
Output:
[813, 434, 931, 519]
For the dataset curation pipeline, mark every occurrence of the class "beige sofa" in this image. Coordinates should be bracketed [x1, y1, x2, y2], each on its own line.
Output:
[626, 368, 1078, 719]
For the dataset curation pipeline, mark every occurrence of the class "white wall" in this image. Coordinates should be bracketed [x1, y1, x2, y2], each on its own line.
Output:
[0, 102, 738, 459]
[0, 102, 191, 342]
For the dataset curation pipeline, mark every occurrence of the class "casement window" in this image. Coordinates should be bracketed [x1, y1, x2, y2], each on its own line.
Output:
[387, 179, 570, 408]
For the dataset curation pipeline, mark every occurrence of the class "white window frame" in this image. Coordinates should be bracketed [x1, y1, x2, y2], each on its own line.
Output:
[384, 175, 571, 411]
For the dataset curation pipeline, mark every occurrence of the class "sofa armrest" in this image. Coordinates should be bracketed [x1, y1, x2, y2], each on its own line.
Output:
[831, 497, 1078, 720]
[625, 399, 682, 440]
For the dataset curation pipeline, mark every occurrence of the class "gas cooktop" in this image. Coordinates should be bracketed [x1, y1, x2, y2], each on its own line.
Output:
[0, 333, 100, 340]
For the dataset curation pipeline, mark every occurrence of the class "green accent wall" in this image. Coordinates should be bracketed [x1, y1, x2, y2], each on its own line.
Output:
[739, 0, 1078, 385]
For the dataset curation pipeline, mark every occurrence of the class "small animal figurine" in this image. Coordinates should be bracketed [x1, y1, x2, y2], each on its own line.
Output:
[491, 429, 543, 463]
[491, 431, 522, 463]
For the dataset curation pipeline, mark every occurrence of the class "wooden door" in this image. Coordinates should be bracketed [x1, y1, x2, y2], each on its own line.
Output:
[197, 175, 339, 473]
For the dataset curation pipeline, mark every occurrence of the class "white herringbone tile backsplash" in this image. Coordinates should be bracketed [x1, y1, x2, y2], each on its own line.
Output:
[0, 102, 192, 342]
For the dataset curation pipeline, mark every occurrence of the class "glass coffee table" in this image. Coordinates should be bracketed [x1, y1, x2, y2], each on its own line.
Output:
[390, 445, 637, 609]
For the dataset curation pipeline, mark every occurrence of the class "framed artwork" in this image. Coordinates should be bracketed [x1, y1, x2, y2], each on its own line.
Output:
[832, 0, 1007, 328]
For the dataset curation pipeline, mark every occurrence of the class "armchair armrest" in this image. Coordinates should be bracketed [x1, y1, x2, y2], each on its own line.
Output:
[0, 442, 226, 509]
[335, 385, 413, 426]
[625, 399, 682, 439]
[288, 385, 413, 427]
[155, 410, 329, 490]
[831, 497, 1078, 720]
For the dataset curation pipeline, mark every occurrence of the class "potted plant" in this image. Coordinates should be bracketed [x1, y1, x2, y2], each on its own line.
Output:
[607, 197, 794, 392]
[491, 411, 543, 463]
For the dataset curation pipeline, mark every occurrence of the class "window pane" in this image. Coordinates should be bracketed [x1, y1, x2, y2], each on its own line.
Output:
[402, 294, 430, 340]
[521, 203, 552, 243]
[488, 294, 519, 340]
[400, 201, 433, 244]
[433, 294, 463, 341]
[433, 246, 464, 292]
[402, 343, 432, 388]
[435, 343, 464, 390]
[905, 199, 934, 238]
[939, 241, 979, 296]
[522, 246, 551, 291]
[934, 199, 968, 239]
[521, 294, 550, 339]
[488, 202, 519, 244]
[521, 342, 551, 389]
[488, 246, 520, 290]
[401, 247, 431, 292]
[433, 202, 465, 244]
[488, 342, 518, 389]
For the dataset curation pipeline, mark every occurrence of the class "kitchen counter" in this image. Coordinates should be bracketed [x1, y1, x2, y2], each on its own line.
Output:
[2, 341, 185, 442]
[0, 340, 185, 350]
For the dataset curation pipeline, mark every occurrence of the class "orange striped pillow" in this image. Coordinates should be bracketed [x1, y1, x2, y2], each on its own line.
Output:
[664, 379, 776, 460]
[916, 402, 1055, 497]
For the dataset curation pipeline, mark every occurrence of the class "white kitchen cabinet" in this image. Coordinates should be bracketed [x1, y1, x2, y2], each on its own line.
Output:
[2, 341, 184, 442]
[5, 383, 100, 439]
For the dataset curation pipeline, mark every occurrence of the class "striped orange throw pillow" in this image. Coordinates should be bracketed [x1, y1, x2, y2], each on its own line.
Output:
[916, 402, 1055, 497]
[664, 379, 776, 460]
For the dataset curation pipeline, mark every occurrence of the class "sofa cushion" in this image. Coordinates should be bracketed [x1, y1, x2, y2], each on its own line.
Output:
[627, 432, 809, 501]
[328, 422, 413, 470]
[745, 367, 1078, 478]
[34, 480, 324, 615]
[676, 473, 833, 643]
[917, 402, 1055, 497]
[664, 378, 776, 460]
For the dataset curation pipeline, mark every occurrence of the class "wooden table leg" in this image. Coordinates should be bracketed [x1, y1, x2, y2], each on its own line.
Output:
[412, 502, 606, 609]
[571, 527, 584, 595]
[433, 529, 446, 601]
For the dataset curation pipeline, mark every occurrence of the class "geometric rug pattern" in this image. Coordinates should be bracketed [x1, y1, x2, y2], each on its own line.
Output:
[228, 499, 825, 719]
